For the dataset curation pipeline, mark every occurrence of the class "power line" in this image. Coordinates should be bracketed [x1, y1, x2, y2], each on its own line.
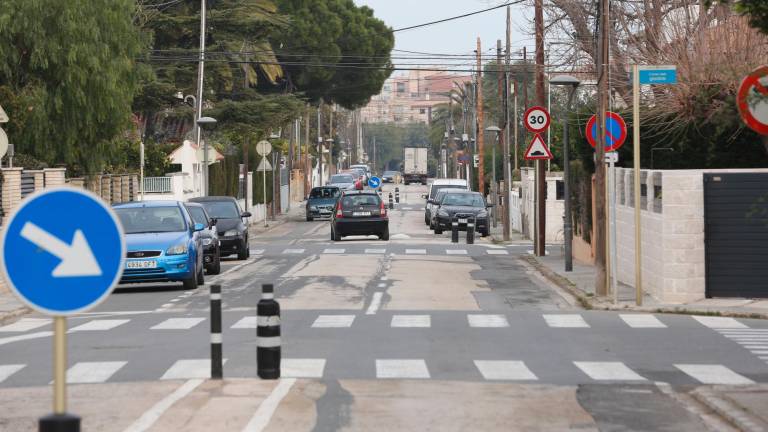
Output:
[391, 1, 526, 33]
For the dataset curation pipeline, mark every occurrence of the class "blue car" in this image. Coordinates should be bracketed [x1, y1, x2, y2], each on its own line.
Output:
[113, 201, 205, 290]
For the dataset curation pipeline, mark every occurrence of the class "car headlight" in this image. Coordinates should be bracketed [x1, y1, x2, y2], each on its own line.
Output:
[437, 209, 449, 217]
[166, 244, 188, 255]
[309, 205, 318, 211]
[202, 238, 212, 246]
[224, 230, 240, 237]
[477, 211, 488, 218]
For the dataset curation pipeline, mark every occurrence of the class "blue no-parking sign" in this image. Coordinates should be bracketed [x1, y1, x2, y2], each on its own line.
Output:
[0, 187, 126, 315]
[368, 176, 381, 189]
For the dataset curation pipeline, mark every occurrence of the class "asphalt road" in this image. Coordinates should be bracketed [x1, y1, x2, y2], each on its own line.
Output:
[1, 183, 766, 431]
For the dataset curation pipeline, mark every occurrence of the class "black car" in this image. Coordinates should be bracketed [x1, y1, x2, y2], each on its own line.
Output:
[331, 191, 389, 241]
[306, 186, 341, 221]
[432, 191, 490, 237]
[184, 202, 221, 275]
[189, 196, 252, 260]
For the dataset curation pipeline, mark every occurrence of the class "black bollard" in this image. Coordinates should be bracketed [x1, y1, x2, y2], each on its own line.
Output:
[210, 284, 223, 379]
[40, 414, 80, 432]
[388, 192, 394, 209]
[395, 187, 400, 203]
[257, 284, 281, 379]
[466, 216, 475, 245]
[451, 217, 459, 243]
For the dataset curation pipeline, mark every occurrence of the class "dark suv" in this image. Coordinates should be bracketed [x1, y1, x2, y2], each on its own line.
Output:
[331, 191, 389, 241]
[189, 196, 251, 259]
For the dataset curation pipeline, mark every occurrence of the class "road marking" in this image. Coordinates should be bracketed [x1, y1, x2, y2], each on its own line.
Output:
[446, 249, 468, 255]
[619, 314, 667, 328]
[66, 361, 127, 383]
[474, 361, 538, 381]
[213, 258, 256, 279]
[692, 316, 747, 329]
[231, 316, 258, 329]
[726, 336, 768, 341]
[751, 350, 768, 354]
[0, 364, 25, 383]
[574, 361, 646, 381]
[241, 378, 297, 432]
[250, 249, 265, 255]
[0, 331, 53, 346]
[675, 364, 754, 385]
[380, 276, 389, 281]
[486, 250, 509, 255]
[312, 315, 356, 328]
[0, 318, 51, 332]
[391, 315, 431, 328]
[282, 248, 305, 254]
[401, 207, 412, 210]
[69, 319, 130, 332]
[467, 314, 510, 328]
[376, 359, 430, 379]
[543, 314, 590, 328]
[323, 248, 345, 254]
[744, 345, 768, 349]
[161, 359, 227, 380]
[281, 359, 326, 378]
[365, 248, 386, 254]
[405, 249, 427, 254]
[151, 318, 206, 330]
[365, 293, 384, 315]
[377, 283, 386, 288]
[122, 378, 204, 432]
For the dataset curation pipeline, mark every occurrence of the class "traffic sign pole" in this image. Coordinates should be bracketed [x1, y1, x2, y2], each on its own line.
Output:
[633, 64, 643, 306]
[54, 317, 67, 413]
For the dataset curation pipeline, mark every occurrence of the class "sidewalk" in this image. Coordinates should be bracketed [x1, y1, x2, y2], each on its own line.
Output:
[691, 384, 768, 432]
[248, 201, 305, 237]
[0, 279, 29, 325]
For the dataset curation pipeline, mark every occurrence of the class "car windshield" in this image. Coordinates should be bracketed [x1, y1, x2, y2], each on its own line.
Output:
[310, 187, 340, 199]
[442, 193, 485, 207]
[116, 206, 187, 234]
[342, 194, 380, 207]
[199, 201, 240, 219]
[430, 184, 465, 199]
[384, 171, 397, 176]
[330, 174, 354, 184]
[186, 206, 208, 225]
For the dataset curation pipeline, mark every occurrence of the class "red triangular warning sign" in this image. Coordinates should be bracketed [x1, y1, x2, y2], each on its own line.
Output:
[524, 134, 553, 160]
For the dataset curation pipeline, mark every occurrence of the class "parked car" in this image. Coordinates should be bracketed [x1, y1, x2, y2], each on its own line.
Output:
[382, 170, 402, 183]
[327, 173, 357, 191]
[428, 189, 453, 230]
[350, 164, 371, 183]
[306, 186, 341, 221]
[188, 196, 251, 260]
[423, 179, 469, 225]
[331, 190, 389, 241]
[114, 201, 205, 290]
[184, 202, 221, 275]
[432, 191, 490, 237]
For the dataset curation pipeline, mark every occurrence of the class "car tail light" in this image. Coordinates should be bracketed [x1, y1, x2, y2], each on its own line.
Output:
[336, 201, 343, 218]
[380, 201, 387, 217]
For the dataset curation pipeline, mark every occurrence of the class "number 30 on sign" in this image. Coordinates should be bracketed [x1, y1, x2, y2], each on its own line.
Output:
[524, 106, 551, 133]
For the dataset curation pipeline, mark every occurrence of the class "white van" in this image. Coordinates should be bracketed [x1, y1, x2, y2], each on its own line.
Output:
[422, 179, 469, 225]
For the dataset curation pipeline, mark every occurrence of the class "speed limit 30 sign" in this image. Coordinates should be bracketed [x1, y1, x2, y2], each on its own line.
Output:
[524, 106, 551, 133]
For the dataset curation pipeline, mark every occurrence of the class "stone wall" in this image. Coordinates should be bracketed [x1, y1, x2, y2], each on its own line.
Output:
[514, 168, 565, 243]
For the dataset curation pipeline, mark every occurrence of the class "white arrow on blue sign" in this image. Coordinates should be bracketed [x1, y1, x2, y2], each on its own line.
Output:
[368, 176, 381, 189]
[0, 187, 126, 315]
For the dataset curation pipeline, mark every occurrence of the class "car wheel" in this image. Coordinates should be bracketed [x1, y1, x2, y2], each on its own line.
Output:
[207, 249, 221, 275]
[481, 229, 489, 238]
[246, 240, 251, 258]
[434, 228, 443, 235]
[183, 265, 198, 290]
[306, 215, 313, 221]
[379, 227, 390, 241]
[333, 228, 342, 242]
[237, 240, 248, 260]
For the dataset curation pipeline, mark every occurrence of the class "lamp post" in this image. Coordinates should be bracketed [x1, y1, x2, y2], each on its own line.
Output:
[485, 126, 501, 228]
[650, 147, 674, 170]
[550, 74, 581, 272]
[196, 116, 217, 196]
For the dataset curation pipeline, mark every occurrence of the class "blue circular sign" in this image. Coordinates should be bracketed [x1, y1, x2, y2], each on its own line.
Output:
[586, 112, 627, 152]
[368, 176, 382, 189]
[0, 187, 126, 315]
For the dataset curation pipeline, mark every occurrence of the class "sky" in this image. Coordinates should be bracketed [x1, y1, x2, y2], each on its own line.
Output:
[354, 0, 534, 71]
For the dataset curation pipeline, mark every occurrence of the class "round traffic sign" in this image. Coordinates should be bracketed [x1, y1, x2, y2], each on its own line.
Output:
[524, 106, 551, 133]
[256, 140, 272, 156]
[586, 112, 627, 152]
[0, 187, 126, 315]
[368, 176, 381, 189]
[737, 65, 768, 135]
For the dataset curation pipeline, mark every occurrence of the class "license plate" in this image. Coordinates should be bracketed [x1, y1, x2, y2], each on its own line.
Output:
[319, 209, 331, 214]
[353, 211, 371, 217]
[126, 260, 157, 269]
[458, 218, 468, 224]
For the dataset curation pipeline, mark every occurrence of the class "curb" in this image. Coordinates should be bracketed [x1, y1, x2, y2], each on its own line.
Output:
[0, 305, 31, 326]
[690, 387, 767, 432]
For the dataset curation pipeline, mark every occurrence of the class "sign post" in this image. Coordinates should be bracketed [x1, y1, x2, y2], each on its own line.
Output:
[257, 141, 273, 228]
[0, 188, 126, 432]
[524, 106, 552, 257]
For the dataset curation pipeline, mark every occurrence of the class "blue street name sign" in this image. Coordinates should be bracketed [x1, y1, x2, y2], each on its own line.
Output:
[368, 176, 382, 189]
[638, 65, 677, 85]
[0, 187, 126, 315]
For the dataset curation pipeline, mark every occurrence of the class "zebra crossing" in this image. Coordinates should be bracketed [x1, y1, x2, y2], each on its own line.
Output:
[246, 245, 516, 257]
[715, 328, 768, 367]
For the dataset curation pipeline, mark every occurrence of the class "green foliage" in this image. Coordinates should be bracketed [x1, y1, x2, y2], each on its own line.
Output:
[0, 0, 145, 174]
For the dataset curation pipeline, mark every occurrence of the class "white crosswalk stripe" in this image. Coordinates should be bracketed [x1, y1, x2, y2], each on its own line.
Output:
[66, 361, 127, 384]
[543, 314, 590, 328]
[312, 315, 356, 328]
[376, 359, 430, 379]
[161, 359, 227, 380]
[283, 249, 305, 254]
[693, 316, 747, 329]
[0, 318, 51, 332]
[486, 250, 509, 255]
[467, 314, 510, 328]
[69, 319, 130, 332]
[365, 249, 386, 254]
[151, 318, 205, 330]
[675, 364, 754, 385]
[574, 362, 646, 381]
[620, 314, 666, 328]
[0, 364, 25, 383]
[250, 249, 265, 255]
[231, 316, 257, 329]
[474, 361, 538, 381]
[405, 249, 427, 255]
[323, 248, 345, 254]
[281, 359, 326, 378]
[446, 249, 468, 255]
[391, 315, 431, 328]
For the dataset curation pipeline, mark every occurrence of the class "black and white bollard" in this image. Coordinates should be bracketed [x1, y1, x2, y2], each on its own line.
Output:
[466, 216, 475, 245]
[210, 283, 223, 379]
[451, 217, 459, 243]
[395, 187, 400, 203]
[257, 284, 281, 379]
[388, 192, 394, 209]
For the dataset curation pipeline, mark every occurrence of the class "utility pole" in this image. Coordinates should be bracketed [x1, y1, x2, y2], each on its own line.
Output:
[496, 40, 504, 228]
[476, 38, 485, 194]
[594, 0, 609, 296]
[305, 105, 311, 193]
[317, 102, 323, 186]
[522, 46, 529, 169]
[534, 0, 546, 256]
[196, 0, 207, 195]
[503, 6, 512, 241]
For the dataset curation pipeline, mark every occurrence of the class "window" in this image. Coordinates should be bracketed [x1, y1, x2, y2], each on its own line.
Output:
[420, 108, 426, 114]
[186, 206, 209, 225]
[342, 194, 381, 207]
[397, 82, 406, 93]
[442, 193, 485, 207]
[199, 201, 240, 219]
[310, 187, 340, 199]
[116, 207, 187, 234]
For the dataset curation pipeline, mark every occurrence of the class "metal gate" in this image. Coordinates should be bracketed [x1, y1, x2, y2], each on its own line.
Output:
[20, 172, 35, 198]
[704, 173, 768, 298]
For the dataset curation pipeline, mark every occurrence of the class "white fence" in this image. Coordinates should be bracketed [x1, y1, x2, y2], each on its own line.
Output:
[143, 176, 173, 193]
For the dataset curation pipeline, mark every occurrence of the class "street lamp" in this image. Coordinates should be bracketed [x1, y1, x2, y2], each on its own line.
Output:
[650, 147, 674, 170]
[196, 116, 217, 196]
[550, 74, 581, 272]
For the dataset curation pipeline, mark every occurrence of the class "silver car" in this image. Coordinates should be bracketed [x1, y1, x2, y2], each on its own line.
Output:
[327, 173, 357, 191]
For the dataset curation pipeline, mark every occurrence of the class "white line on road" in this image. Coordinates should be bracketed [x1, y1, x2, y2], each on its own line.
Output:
[323, 248, 345, 254]
[574, 361, 646, 381]
[446, 249, 468, 255]
[0, 318, 51, 332]
[751, 350, 768, 355]
[281, 359, 326, 378]
[161, 359, 227, 380]
[69, 319, 130, 332]
[467, 314, 510, 328]
[0, 364, 25, 383]
[282, 248, 305, 254]
[312, 315, 356, 328]
[151, 318, 206, 330]
[619, 314, 667, 328]
[0, 331, 53, 346]
[231, 316, 258, 329]
[241, 378, 297, 432]
[365, 248, 386, 254]
[391, 315, 431, 328]
[474, 360, 538, 381]
[405, 249, 427, 255]
[122, 378, 204, 432]
[744, 345, 768, 350]
[486, 250, 509, 255]
[212, 258, 256, 279]
[250, 249, 265, 255]
[693, 316, 747, 329]
[675, 364, 754, 385]
[543, 314, 590, 328]
[376, 359, 430, 379]
[366, 293, 384, 315]
[66, 361, 127, 384]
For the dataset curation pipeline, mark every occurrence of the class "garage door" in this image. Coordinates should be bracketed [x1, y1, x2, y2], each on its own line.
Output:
[704, 173, 768, 298]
